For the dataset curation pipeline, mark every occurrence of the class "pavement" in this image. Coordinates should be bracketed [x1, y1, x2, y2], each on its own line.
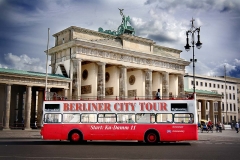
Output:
[0, 128, 239, 141]
[0, 129, 41, 139]
[197, 129, 240, 142]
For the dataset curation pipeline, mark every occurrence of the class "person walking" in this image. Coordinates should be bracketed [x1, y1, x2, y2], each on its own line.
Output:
[207, 120, 213, 132]
[235, 122, 239, 133]
[216, 121, 222, 133]
[155, 89, 161, 100]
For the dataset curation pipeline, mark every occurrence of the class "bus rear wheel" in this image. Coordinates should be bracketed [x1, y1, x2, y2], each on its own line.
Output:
[70, 132, 81, 143]
[145, 132, 159, 144]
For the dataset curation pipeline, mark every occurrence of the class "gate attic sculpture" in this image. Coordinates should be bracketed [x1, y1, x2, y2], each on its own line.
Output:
[98, 8, 135, 36]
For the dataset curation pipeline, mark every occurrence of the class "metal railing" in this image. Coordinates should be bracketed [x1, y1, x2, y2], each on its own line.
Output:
[45, 92, 194, 101]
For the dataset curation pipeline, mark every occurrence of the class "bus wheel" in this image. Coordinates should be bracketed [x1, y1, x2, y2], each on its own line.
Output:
[145, 132, 159, 144]
[70, 132, 81, 143]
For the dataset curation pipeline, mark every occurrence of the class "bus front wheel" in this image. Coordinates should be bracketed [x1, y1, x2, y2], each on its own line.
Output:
[145, 132, 159, 144]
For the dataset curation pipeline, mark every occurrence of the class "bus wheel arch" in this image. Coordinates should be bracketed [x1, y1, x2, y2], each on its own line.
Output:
[144, 129, 160, 144]
[68, 129, 83, 143]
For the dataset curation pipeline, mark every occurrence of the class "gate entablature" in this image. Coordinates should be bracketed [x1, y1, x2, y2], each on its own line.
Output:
[0, 68, 70, 89]
[185, 88, 222, 101]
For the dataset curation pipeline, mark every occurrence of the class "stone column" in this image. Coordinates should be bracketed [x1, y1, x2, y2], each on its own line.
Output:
[178, 74, 184, 97]
[218, 101, 222, 123]
[197, 100, 200, 122]
[162, 72, 169, 98]
[55, 36, 58, 46]
[64, 89, 68, 98]
[22, 91, 26, 122]
[145, 70, 152, 99]
[209, 100, 214, 122]
[69, 59, 73, 99]
[119, 66, 127, 100]
[70, 28, 74, 40]
[201, 100, 206, 120]
[72, 59, 82, 99]
[169, 74, 178, 97]
[77, 59, 82, 99]
[3, 84, 11, 129]
[37, 89, 44, 128]
[97, 62, 106, 100]
[25, 86, 32, 130]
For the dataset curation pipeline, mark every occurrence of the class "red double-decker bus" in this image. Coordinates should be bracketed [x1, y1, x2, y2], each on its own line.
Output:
[40, 93, 198, 144]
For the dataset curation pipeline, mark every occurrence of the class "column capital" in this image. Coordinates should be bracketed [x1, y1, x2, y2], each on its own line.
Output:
[161, 71, 169, 76]
[176, 73, 185, 77]
[97, 62, 106, 66]
[144, 69, 152, 72]
[118, 65, 127, 68]
[119, 65, 131, 70]
[72, 58, 82, 62]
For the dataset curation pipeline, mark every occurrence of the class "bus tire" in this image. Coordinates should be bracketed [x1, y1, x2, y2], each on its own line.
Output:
[69, 130, 82, 143]
[144, 131, 159, 144]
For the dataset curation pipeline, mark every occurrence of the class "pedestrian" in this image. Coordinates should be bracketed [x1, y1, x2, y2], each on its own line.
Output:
[207, 120, 213, 131]
[155, 89, 161, 100]
[217, 121, 222, 132]
[235, 122, 239, 133]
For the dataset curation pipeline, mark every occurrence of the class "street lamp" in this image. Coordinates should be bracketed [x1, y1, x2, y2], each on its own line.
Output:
[184, 18, 202, 93]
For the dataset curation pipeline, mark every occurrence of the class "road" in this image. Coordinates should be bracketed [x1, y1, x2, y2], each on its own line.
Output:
[0, 129, 239, 159]
[0, 138, 239, 160]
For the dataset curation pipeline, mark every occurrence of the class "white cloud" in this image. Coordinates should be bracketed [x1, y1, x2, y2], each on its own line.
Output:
[131, 8, 191, 51]
[234, 58, 240, 65]
[187, 59, 240, 77]
[224, 63, 236, 72]
[3, 53, 48, 72]
[145, 0, 240, 13]
[0, 64, 8, 69]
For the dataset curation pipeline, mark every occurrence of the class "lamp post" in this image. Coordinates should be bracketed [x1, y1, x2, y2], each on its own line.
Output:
[184, 18, 202, 93]
[224, 65, 228, 124]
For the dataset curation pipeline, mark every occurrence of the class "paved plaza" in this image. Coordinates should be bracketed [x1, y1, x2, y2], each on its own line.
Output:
[0, 129, 41, 139]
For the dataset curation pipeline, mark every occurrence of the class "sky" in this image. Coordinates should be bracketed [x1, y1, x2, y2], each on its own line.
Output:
[0, 0, 240, 78]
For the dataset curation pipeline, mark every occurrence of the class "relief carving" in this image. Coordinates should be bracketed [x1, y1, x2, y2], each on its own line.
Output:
[77, 47, 184, 71]
[105, 72, 110, 82]
[82, 69, 88, 80]
[128, 90, 137, 97]
[81, 85, 91, 94]
[105, 87, 113, 95]
[129, 75, 135, 85]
